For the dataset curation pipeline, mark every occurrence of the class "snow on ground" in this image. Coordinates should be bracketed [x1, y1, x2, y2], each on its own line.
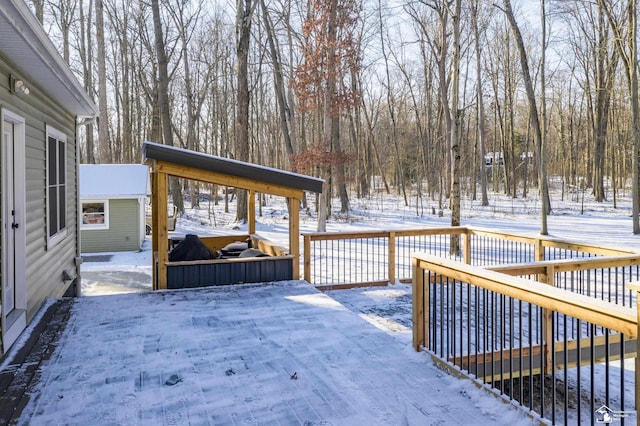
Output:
[24, 184, 640, 424]
[18, 281, 536, 425]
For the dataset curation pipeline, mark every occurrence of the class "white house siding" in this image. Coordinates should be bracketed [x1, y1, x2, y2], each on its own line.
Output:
[81, 199, 142, 253]
[0, 54, 81, 350]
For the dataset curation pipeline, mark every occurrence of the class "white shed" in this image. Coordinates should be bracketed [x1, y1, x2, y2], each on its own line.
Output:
[79, 164, 149, 253]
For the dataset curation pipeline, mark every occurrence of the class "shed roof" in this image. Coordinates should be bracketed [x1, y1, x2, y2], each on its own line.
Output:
[0, 0, 96, 116]
[80, 164, 149, 199]
[142, 141, 324, 195]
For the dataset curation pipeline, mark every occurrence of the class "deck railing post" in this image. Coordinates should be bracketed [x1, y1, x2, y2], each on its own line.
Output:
[464, 230, 472, 265]
[542, 265, 555, 375]
[303, 234, 311, 283]
[412, 256, 426, 351]
[628, 282, 640, 424]
[535, 238, 545, 262]
[389, 231, 396, 284]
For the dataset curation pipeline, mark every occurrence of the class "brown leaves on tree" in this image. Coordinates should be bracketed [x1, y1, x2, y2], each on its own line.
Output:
[290, 143, 356, 174]
[292, 0, 362, 115]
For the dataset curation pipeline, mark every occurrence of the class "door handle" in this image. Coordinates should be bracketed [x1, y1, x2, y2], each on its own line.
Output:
[11, 223, 18, 229]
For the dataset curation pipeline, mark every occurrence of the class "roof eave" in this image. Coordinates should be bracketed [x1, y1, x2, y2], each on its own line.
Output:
[0, 1, 97, 116]
[143, 142, 325, 195]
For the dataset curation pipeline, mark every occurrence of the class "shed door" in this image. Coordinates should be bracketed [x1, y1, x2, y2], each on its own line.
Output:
[2, 111, 27, 351]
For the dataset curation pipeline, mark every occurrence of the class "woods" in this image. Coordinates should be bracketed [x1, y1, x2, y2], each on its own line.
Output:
[32, 0, 640, 232]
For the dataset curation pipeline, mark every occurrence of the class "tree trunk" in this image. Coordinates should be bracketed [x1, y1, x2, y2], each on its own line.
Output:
[471, 0, 489, 206]
[630, 0, 640, 233]
[449, 0, 462, 254]
[502, 0, 550, 235]
[235, 0, 255, 224]
[260, 0, 296, 165]
[96, 0, 109, 163]
[151, 0, 184, 213]
[603, 0, 639, 232]
[79, 0, 95, 164]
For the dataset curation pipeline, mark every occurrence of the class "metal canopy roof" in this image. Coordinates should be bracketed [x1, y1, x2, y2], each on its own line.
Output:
[142, 141, 324, 195]
[0, 0, 96, 116]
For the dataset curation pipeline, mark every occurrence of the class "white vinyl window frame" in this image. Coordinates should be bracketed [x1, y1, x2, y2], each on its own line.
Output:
[80, 199, 110, 230]
[46, 125, 68, 249]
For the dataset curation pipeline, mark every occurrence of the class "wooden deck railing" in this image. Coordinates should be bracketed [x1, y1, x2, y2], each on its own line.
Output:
[412, 253, 639, 425]
[302, 226, 636, 288]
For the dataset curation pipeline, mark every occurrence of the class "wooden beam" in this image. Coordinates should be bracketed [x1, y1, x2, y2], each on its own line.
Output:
[449, 333, 636, 383]
[628, 281, 640, 419]
[542, 265, 554, 375]
[156, 172, 169, 290]
[315, 281, 389, 291]
[463, 231, 471, 265]
[151, 171, 159, 290]
[303, 235, 311, 283]
[248, 190, 256, 234]
[388, 231, 396, 284]
[289, 197, 300, 279]
[412, 257, 426, 351]
[491, 254, 640, 276]
[151, 160, 304, 199]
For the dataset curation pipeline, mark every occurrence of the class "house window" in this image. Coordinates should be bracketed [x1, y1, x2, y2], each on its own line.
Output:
[46, 126, 67, 248]
[81, 200, 109, 230]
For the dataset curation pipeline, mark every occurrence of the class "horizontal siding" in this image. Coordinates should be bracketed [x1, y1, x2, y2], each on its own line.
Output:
[0, 52, 80, 331]
[81, 199, 141, 253]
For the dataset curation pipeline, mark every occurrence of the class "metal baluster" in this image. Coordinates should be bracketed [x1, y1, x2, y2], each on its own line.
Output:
[590, 324, 595, 426]
[563, 314, 568, 426]
[576, 318, 581, 424]
[551, 312, 556, 425]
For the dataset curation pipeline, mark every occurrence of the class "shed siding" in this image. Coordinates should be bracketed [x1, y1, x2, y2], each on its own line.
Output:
[81, 199, 142, 253]
[0, 53, 80, 331]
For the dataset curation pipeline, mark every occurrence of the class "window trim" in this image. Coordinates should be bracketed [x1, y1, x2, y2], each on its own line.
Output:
[46, 125, 68, 249]
[80, 199, 110, 230]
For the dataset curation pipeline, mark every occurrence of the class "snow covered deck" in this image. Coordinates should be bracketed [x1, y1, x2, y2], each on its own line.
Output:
[17, 281, 532, 424]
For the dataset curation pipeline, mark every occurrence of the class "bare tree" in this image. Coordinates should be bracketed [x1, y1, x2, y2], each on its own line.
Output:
[151, 0, 184, 212]
[379, 0, 408, 207]
[96, 0, 109, 163]
[501, 0, 551, 235]
[260, 0, 296, 166]
[602, 0, 640, 232]
[235, 0, 256, 224]
[471, 0, 489, 206]
[78, 0, 95, 163]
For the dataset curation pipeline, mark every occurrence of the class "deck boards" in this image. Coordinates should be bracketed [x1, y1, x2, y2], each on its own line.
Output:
[8, 282, 530, 425]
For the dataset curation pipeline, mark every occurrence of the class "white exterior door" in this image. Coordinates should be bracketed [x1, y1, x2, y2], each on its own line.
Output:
[2, 110, 27, 351]
[3, 119, 15, 313]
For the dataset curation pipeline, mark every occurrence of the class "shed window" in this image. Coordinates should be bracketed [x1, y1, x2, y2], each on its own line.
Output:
[46, 126, 67, 248]
[81, 201, 109, 230]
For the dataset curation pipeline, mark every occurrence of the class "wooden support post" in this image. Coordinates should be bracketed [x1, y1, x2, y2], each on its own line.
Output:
[542, 265, 555, 375]
[289, 197, 300, 279]
[388, 231, 396, 284]
[248, 190, 256, 235]
[303, 234, 311, 283]
[535, 238, 545, 262]
[628, 282, 640, 424]
[412, 256, 426, 351]
[151, 171, 159, 290]
[464, 231, 472, 265]
[156, 172, 169, 290]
